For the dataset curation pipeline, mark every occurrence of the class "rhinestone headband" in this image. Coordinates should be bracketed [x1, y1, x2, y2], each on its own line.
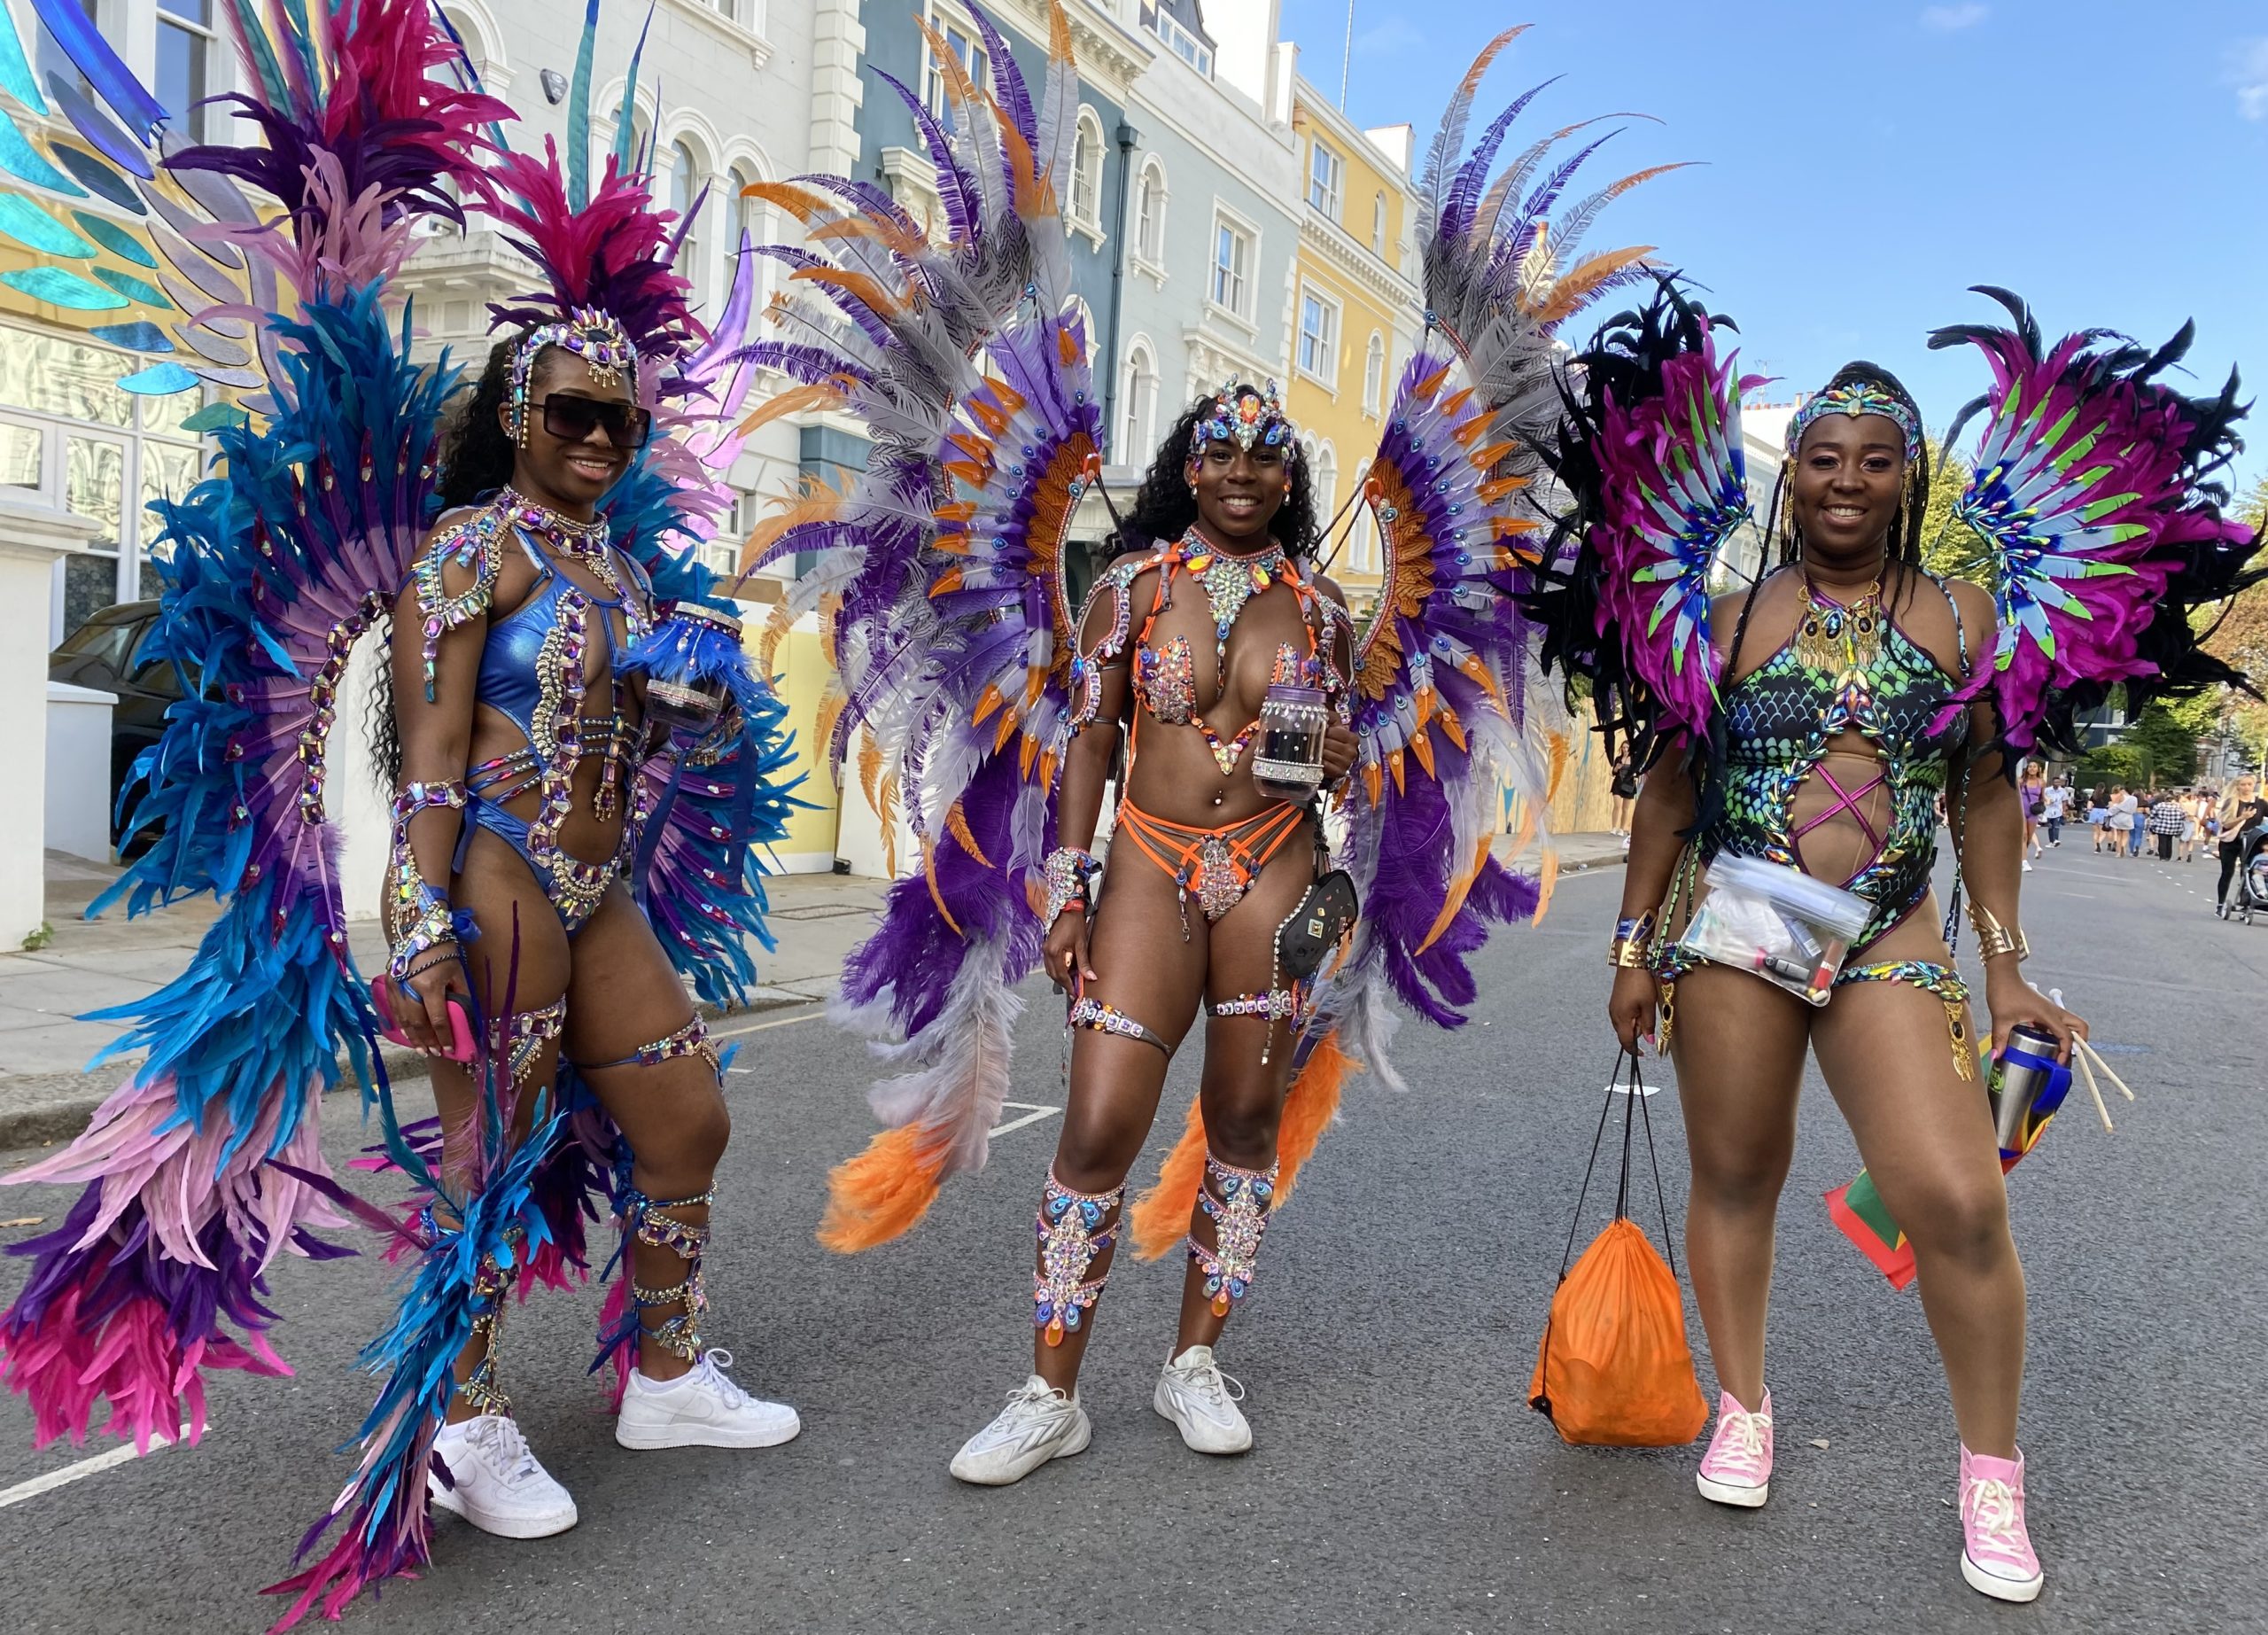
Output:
[509, 307, 640, 446]
[1194, 377, 1293, 455]
[1786, 381, 1922, 462]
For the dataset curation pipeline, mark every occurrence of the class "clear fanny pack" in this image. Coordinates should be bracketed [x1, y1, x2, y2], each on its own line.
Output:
[1674, 853, 1873, 1007]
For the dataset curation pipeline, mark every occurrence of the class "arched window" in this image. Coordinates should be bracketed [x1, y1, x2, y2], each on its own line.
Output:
[729, 161, 766, 304]
[671, 140, 705, 302]
[1351, 459, 1380, 572]
[1363, 331, 1386, 417]
[1135, 160, 1166, 263]
[1070, 109, 1103, 230]
[1119, 340, 1157, 460]
[1311, 441, 1338, 525]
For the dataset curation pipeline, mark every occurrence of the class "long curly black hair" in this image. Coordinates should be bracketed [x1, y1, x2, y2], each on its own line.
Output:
[435, 330, 535, 508]
[365, 329, 549, 786]
[1112, 390, 1320, 558]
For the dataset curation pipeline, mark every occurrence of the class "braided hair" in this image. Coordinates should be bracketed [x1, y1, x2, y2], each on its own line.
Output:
[1115, 392, 1320, 559]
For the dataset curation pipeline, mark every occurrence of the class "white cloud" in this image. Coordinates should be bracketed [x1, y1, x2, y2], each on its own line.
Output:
[1920, 4, 1989, 30]
[2232, 38, 2268, 120]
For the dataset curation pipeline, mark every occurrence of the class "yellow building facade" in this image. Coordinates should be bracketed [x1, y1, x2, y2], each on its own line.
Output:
[1282, 80, 1422, 614]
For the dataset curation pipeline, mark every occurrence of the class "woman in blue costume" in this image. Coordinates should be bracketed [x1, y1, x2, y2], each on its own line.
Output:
[377, 310, 800, 1538]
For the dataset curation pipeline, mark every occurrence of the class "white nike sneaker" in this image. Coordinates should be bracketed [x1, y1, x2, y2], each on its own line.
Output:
[949, 1374, 1091, 1485]
[428, 1413, 579, 1539]
[614, 1349, 801, 1451]
[1153, 1344, 1252, 1455]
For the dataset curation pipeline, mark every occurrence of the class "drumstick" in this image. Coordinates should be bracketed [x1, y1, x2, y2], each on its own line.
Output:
[2075, 1036, 2137, 1102]
[2070, 1042, 2114, 1133]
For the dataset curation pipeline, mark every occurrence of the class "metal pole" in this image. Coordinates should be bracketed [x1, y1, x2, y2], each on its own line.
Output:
[1100, 120, 1139, 457]
[1340, 0, 1355, 108]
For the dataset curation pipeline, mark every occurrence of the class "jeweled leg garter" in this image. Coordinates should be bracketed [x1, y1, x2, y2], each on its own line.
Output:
[588, 1016, 722, 1080]
[1034, 1169, 1123, 1347]
[620, 1184, 714, 1364]
[1189, 1152, 1278, 1319]
[488, 997, 569, 1094]
[1068, 995, 1174, 1057]
[1837, 959, 1976, 1082]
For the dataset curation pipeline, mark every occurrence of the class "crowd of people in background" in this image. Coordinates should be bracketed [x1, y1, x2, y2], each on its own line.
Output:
[2031, 768, 2268, 914]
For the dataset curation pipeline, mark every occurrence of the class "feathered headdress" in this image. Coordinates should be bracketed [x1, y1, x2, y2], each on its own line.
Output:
[470, 2, 698, 437]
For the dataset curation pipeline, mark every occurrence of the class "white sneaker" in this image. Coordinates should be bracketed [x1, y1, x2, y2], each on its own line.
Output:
[949, 1374, 1091, 1485]
[2021, 860, 2033, 872]
[1153, 1345, 1252, 1455]
[614, 1349, 801, 1451]
[428, 1413, 578, 1539]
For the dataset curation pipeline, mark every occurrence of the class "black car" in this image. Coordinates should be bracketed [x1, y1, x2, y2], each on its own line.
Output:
[49, 600, 177, 842]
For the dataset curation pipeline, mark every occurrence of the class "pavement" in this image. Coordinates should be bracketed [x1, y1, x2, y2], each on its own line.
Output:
[0, 834, 1630, 1148]
[5, 831, 2259, 1633]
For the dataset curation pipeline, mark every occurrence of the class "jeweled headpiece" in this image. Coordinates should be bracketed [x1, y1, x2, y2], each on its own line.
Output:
[509, 306, 640, 445]
[1786, 380, 1922, 462]
[1194, 378, 1294, 454]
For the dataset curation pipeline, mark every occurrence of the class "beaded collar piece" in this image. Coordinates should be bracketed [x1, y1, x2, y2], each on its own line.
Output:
[1786, 381, 1922, 462]
[510, 307, 640, 445]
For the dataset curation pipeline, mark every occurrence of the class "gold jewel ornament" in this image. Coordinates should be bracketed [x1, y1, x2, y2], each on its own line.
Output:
[1967, 899, 2030, 962]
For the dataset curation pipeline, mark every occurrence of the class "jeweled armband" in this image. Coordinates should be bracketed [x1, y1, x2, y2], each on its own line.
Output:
[1608, 912, 1656, 969]
[387, 781, 469, 979]
[1967, 900, 2030, 962]
[1044, 846, 1103, 924]
[410, 508, 507, 701]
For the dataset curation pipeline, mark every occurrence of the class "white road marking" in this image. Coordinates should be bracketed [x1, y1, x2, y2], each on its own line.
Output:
[713, 1008, 825, 1042]
[990, 1102, 1060, 1138]
[0, 1425, 190, 1510]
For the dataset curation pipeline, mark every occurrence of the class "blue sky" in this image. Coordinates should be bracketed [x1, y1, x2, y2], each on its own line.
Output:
[1278, 0, 2268, 489]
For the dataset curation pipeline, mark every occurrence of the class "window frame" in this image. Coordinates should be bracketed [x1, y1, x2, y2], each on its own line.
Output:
[1307, 137, 1342, 222]
[1208, 207, 1256, 322]
[1118, 339, 1157, 461]
[923, 8, 988, 121]
[1362, 331, 1386, 417]
[1371, 191, 1387, 255]
[1069, 106, 1105, 233]
[156, 0, 219, 144]
[669, 137, 708, 305]
[1133, 157, 1167, 268]
[1296, 284, 1341, 388]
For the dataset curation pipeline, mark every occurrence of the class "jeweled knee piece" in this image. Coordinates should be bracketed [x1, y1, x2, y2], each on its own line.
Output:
[1188, 1153, 1277, 1318]
[1033, 1170, 1123, 1348]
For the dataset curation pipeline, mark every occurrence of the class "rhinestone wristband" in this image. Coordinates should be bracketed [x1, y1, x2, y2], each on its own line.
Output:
[1045, 846, 1103, 925]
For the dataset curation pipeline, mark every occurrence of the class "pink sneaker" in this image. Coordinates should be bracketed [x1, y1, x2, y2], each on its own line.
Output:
[1696, 1389, 1772, 1507]
[1960, 1446, 2044, 1602]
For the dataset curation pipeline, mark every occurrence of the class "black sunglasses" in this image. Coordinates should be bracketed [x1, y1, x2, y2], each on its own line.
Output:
[534, 394, 652, 449]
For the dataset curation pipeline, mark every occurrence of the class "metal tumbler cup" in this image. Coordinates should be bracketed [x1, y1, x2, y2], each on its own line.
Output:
[1988, 1023, 2067, 1155]
[1252, 683, 1328, 800]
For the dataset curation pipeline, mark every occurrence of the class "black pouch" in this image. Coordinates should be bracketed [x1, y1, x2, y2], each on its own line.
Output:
[1274, 868, 1359, 984]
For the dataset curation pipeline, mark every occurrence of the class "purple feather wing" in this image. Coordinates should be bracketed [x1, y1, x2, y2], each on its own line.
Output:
[1927, 287, 2264, 756]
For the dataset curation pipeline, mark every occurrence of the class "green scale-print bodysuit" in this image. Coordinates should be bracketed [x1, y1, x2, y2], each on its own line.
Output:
[1658, 574, 1975, 1025]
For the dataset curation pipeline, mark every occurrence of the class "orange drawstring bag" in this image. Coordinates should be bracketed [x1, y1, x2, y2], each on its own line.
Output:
[1528, 1053, 1708, 1447]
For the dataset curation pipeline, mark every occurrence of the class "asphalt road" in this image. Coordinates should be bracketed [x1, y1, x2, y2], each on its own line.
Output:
[1, 841, 2263, 1635]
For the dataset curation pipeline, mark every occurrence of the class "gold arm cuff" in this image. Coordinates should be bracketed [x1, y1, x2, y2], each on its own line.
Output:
[1967, 900, 2030, 962]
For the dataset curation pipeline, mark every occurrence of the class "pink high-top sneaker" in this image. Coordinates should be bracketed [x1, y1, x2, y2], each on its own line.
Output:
[1960, 1445, 2044, 1602]
[1695, 1389, 1772, 1507]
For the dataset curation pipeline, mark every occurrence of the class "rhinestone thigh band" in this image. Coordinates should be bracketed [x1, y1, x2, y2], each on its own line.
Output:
[1068, 995, 1173, 1057]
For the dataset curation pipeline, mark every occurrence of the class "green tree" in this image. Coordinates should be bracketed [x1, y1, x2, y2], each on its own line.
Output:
[2077, 743, 2145, 791]
[2123, 702, 2200, 787]
[1920, 437, 1990, 585]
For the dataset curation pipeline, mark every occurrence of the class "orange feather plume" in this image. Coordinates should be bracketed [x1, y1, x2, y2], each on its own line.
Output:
[819, 1126, 948, 1252]
[1127, 1032, 1358, 1258]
